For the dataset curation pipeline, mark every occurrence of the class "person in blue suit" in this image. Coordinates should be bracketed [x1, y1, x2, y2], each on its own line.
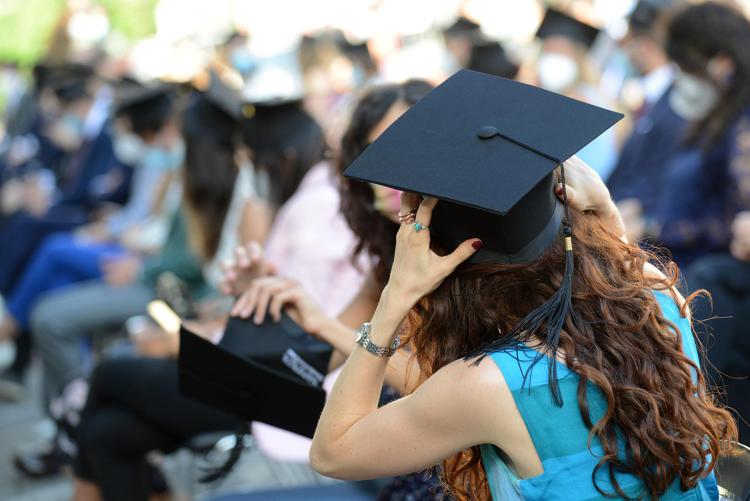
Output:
[607, 0, 685, 240]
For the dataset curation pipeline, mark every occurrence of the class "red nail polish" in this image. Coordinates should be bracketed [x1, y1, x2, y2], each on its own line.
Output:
[472, 239, 484, 250]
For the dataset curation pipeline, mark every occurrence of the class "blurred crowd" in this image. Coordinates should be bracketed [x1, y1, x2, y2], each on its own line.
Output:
[0, 0, 749, 499]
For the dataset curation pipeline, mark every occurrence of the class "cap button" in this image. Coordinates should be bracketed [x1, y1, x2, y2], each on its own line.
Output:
[477, 125, 498, 139]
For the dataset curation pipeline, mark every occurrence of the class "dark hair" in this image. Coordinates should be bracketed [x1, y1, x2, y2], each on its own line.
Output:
[404, 211, 737, 500]
[181, 93, 239, 259]
[467, 41, 519, 79]
[666, 1, 750, 148]
[241, 102, 326, 208]
[337, 79, 434, 286]
[116, 91, 175, 137]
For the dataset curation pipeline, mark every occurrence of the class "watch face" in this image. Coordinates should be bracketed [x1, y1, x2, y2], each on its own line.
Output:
[355, 328, 365, 344]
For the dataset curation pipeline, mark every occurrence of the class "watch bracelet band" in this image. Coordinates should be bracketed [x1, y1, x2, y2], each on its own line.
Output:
[357, 323, 400, 358]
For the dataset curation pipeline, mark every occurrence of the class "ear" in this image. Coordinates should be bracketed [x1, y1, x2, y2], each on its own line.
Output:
[708, 53, 735, 85]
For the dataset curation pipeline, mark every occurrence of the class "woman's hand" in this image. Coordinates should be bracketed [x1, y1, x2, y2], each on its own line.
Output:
[731, 211, 750, 262]
[230, 276, 329, 335]
[381, 194, 481, 319]
[218, 242, 277, 297]
[556, 156, 626, 239]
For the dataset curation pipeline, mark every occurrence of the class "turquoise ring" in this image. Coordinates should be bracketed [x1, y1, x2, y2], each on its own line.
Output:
[414, 222, 429, 232]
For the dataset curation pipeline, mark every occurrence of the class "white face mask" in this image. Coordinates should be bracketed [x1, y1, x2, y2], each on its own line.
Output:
[537, 53, 579, 92]
[113, 132, 145, 165]
[669, 70, 719, 121]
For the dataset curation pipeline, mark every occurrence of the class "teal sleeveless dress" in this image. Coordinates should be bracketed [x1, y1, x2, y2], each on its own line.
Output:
[480, 291, 719, 500]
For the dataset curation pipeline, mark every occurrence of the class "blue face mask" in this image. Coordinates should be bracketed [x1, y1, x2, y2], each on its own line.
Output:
[60, 113, 85, 138]
[231, 49, 256, 75]
[141, 139, 185, 171]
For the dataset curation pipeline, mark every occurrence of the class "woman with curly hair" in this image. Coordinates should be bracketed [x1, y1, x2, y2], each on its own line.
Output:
[308, 70, 737, 500]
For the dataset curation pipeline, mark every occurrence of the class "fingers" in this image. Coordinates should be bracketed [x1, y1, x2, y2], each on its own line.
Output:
[268, 288, 301, 323]
[235, 246, 249, 269]
[442, 238, 482, 272]
[415, 196, 438, 228]
[229, 277, 295, 323]
[246, 241, 263, 264]
[400, 191, 420, 215]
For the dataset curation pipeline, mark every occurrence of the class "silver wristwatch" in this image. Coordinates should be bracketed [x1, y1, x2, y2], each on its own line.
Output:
[355, 322, 400, 358]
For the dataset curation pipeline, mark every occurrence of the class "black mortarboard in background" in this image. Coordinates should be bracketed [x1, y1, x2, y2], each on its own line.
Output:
[443, 16, 482, 37]
[536, 8, 601, 49]
[628, 0, 676, 34]
[182, 72, 241, 149]
[178, 313, 329, 438]
[113, 80, 176, 135]
[344, 69, 622, 405]
[48, 63, 96, 103]
[467, 41, 519, 80]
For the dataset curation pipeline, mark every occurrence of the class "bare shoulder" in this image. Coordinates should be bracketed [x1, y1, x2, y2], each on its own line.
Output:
[416, 356, 514, 433]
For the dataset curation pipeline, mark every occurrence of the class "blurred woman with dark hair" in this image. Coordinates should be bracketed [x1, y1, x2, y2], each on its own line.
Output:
[70, 90, 373, 501]
[661, 2, 750, 443]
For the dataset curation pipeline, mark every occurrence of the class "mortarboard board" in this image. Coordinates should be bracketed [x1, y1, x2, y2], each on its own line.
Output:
[182, 73, 241, 148]
[628, 0, 676, 34]
[344, 69, 622, 265]
[443, 16, 482, 37]
[536, 8, 601, 49]
[178, 313, 330, 438]
[344, 69, 622, 406]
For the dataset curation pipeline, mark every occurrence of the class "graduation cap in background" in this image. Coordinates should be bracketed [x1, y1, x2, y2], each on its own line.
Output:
[536, 8, 601, 49]
[344, 69, 622, 405]
[113, 78, 175, 114]
[179, 313, 331, 438]
[182, 72, 241, 149]
[628, 0, 677, 34]
[47, 63, 96, 103]
[443, 16, 482, 38]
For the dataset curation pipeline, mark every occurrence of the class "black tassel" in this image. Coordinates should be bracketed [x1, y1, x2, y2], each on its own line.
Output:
[198, 421, 251, 484]
[465, 163, 575, 407]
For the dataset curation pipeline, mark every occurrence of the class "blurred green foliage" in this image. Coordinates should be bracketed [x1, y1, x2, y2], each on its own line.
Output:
[0, 0, 158, 66]
[0, 0, 66, 65]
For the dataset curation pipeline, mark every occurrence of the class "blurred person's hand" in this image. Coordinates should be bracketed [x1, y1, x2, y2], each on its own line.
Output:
[555, 156, 627, 239]
[231, 276, 328, 334]
[617, 199, 647, 243]
[374, 195, 480, 319]
[1, 179, 25, 214]
[218, 242, 276, 297]
[23, 174, 54, 216]
[131, 322, 178, 358]
[101, 255, 141, 287]
[75, 221, 110, 243]
[731, 211, 750, 262]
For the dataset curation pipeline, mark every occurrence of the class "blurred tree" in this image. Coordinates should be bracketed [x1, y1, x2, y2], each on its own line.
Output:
[0, 0, 66, 64]
[0, 0, 158, 65]
[99, 0, 158, 41]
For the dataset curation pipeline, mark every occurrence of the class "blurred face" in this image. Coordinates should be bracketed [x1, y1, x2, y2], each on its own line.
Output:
[45, 98, 91, 151]
[368, 100, 411, 223]
[112, 116, 185, 170]
[537, 36, 582, 92]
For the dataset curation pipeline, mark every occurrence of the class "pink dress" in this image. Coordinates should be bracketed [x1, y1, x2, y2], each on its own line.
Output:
[254, 161, 369, 461]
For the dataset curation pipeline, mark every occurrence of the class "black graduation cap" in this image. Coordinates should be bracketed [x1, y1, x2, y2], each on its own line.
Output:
[628, 0, 675, 34]
[443, 16, 481, 37]
[344, 69, 622, 405]
[182, 73, 241, 148]
[178, 314, 330, 438]
[113, 79, 174, 112]
[536, 8, 601, 49]
[344, 69, 622, 264]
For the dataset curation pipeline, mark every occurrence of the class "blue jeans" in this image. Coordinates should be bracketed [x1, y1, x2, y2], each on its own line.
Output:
[6, 233, 123, 329]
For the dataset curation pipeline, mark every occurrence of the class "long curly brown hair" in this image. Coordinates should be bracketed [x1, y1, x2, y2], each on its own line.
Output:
[403, 210, 737, 500]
